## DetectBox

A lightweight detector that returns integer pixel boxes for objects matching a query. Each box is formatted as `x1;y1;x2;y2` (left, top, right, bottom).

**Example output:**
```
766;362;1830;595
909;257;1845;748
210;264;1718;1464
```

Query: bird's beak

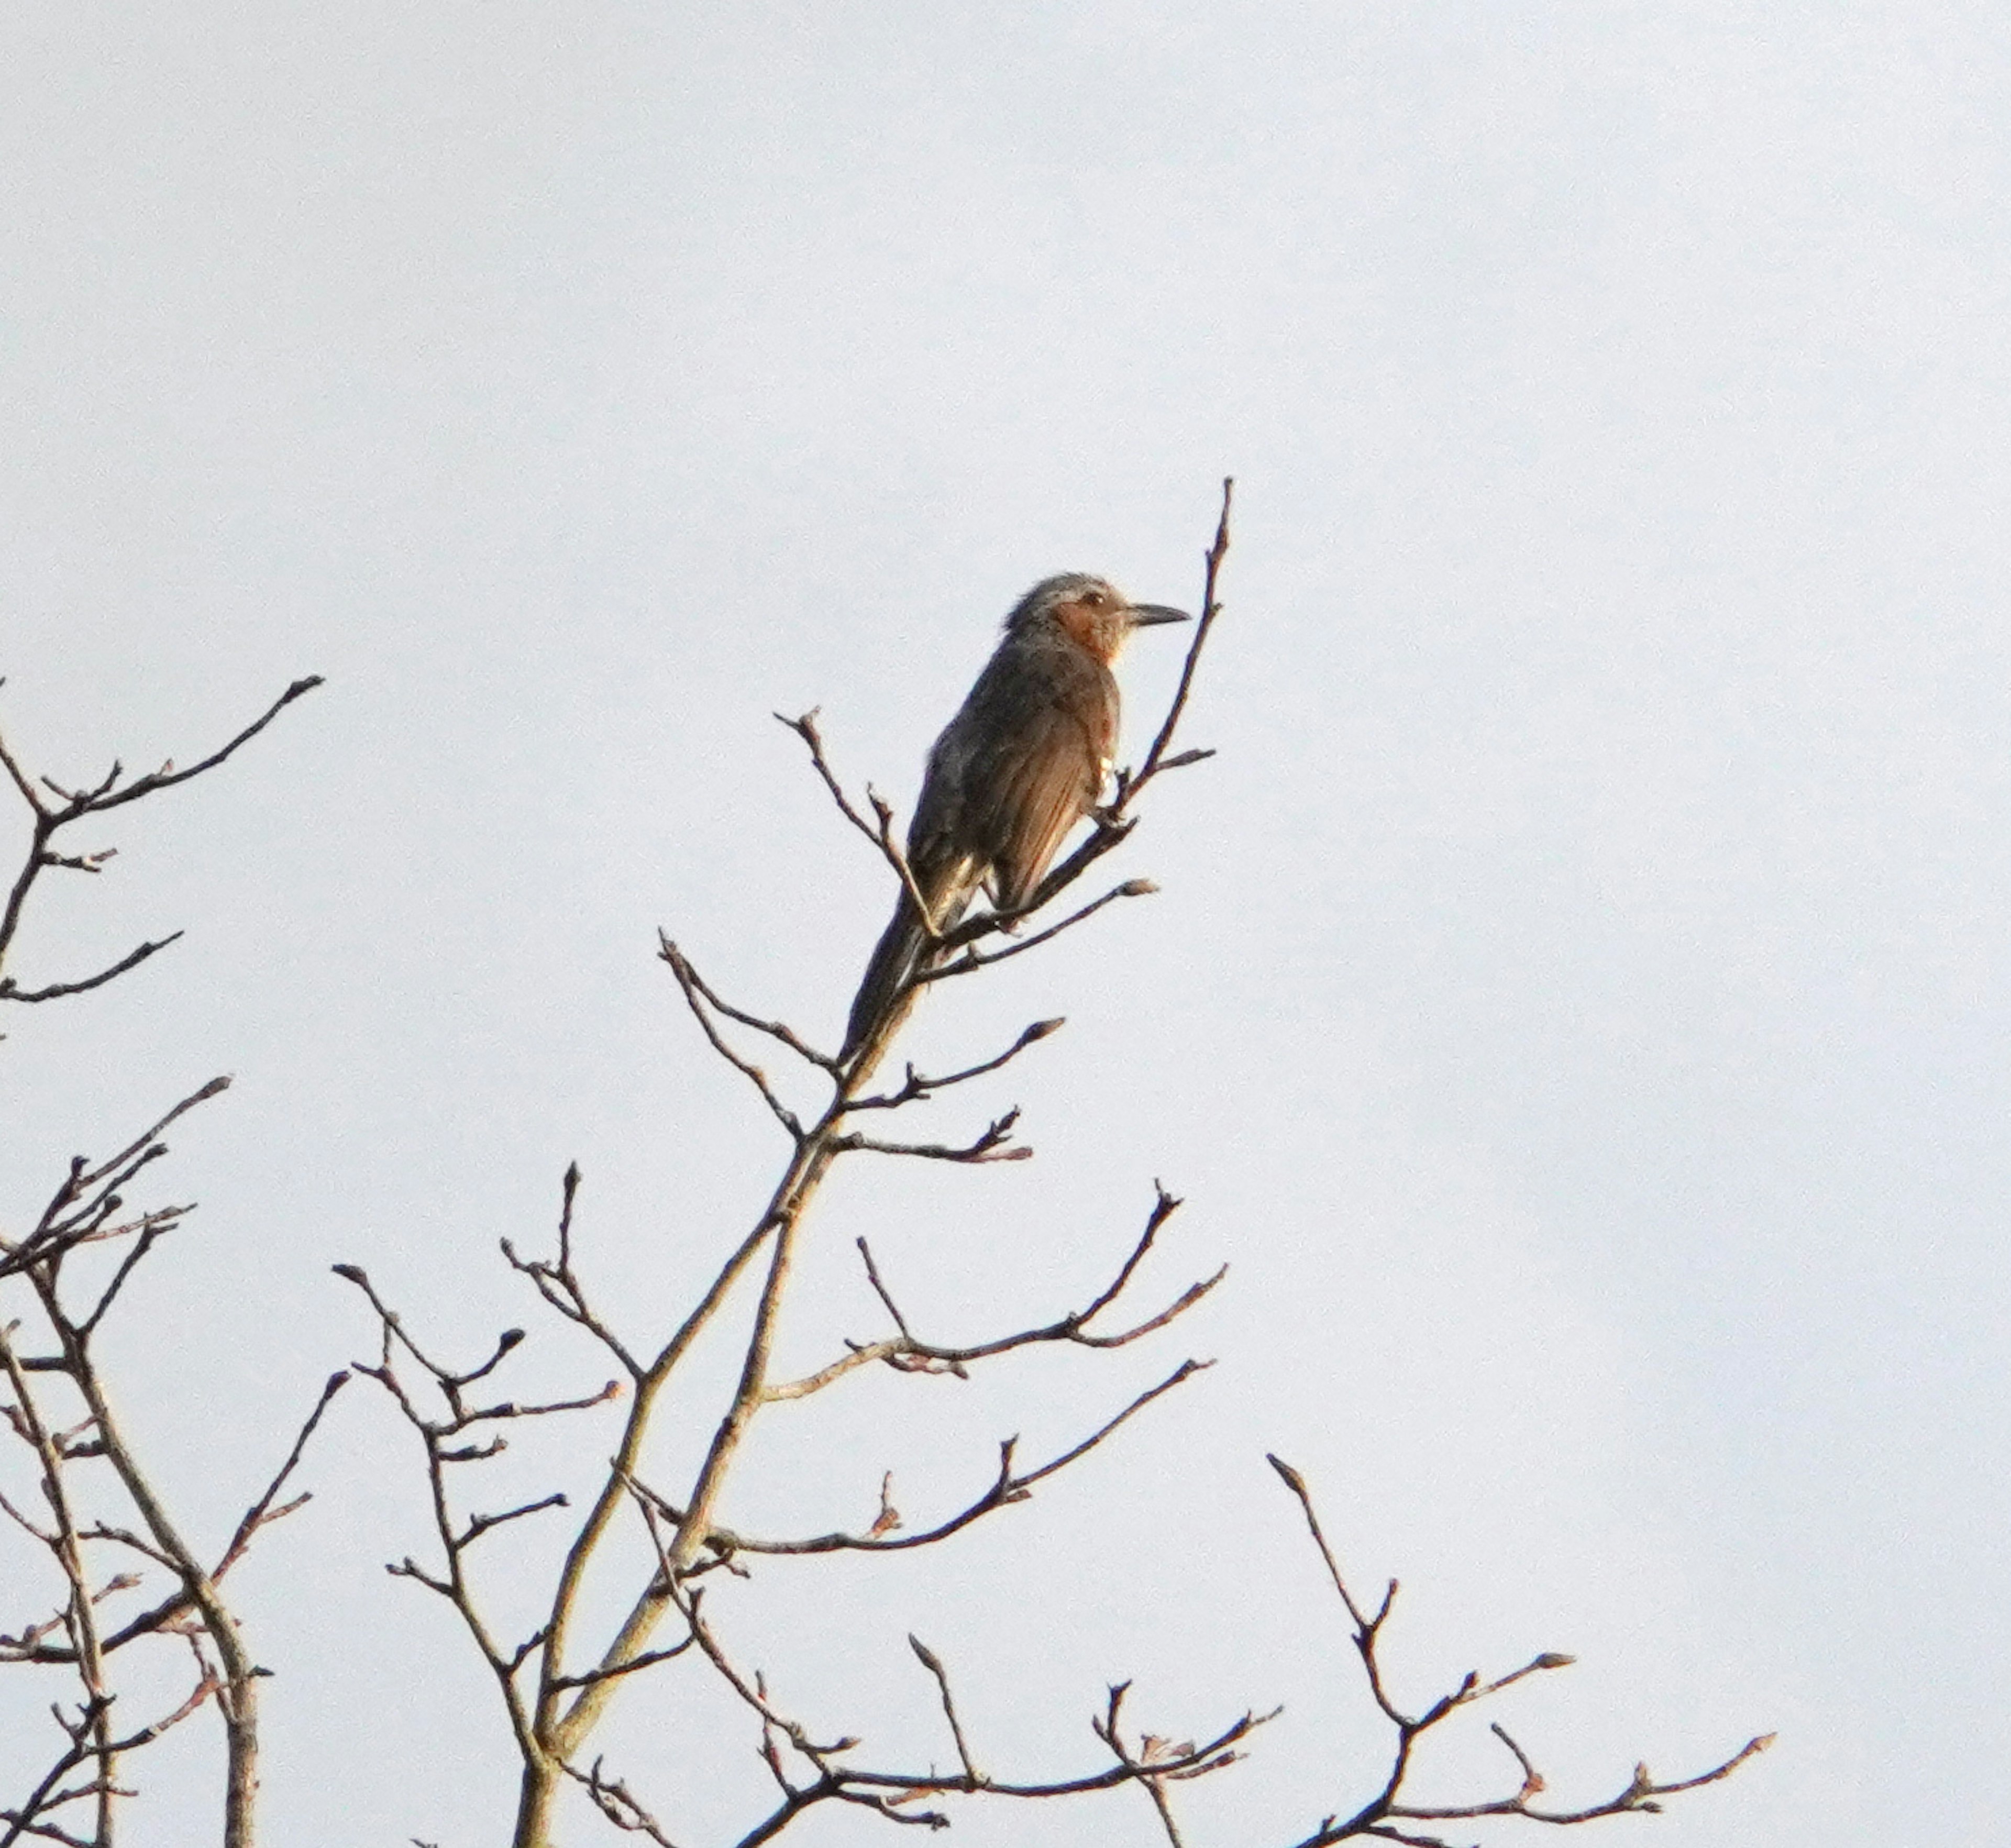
1125;603;1192;627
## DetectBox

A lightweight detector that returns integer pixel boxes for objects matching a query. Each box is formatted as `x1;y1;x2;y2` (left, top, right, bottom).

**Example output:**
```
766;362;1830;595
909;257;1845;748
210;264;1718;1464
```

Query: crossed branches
341;1158;1229;1844
1;676;328;1848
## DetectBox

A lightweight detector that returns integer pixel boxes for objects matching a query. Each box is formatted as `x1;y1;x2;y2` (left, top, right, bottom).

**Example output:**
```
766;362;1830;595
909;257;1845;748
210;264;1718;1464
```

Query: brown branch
765;1187;1217;1403
3;1282;339;1681
856;1240;915;1343
633;1476;1266;1846
838;1699;1270;1803
34;1288;263;1846
553;1164;833;1751
515;1157;825;1836
214;1373;350;1577
55;677;324;819
1267;1455;1770;1846
0;932;184;1004
659;938;807;1137
501;1165;644;1381
1095;1678;1272;1846
4;1079;227;1280
835;1108;1031;1164
563;1758;681;1845
908;1636;984;1784
649;1359;1210;1559
0;1323;115;1843
0;678;321;1007
1123;479;1232;804
922;880;1156;980
0;713;40;809
669;1575;857;1764
654;934;839;1074
846;1017;1065;1110
776;710;939;939
459;1493;572;1549
0;1072;333;1843
339;1266;627;1777
546;1640;695;1693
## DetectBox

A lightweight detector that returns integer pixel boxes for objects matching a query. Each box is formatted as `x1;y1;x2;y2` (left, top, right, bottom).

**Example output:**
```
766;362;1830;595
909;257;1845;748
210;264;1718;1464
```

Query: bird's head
1004;573;1190;665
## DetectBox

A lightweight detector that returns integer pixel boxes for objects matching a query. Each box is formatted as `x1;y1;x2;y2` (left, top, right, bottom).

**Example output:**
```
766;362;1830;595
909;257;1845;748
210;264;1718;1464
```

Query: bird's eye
1082;588;1105;606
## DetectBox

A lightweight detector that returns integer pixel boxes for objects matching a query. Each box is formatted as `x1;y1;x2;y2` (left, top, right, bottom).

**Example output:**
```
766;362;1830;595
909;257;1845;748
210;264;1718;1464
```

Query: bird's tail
841;867;975;1076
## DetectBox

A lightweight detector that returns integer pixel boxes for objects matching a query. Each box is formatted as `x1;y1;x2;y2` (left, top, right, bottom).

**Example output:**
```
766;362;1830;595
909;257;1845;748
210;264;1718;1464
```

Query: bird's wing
968;667;1113;912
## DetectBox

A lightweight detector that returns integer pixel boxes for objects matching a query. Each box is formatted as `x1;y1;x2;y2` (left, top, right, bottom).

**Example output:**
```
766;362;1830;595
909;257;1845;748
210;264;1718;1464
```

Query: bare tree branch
835;1108;1031;1164
1123;479;1232;804
775;711;940;942
920;880;1159;987
0;933;185;1004
908;1636;984;1784
642;1359;1209;1561
846;1017;1064;1111
0;677;321;1005
658;940;805;1139
501;1166;644;1381
653;935;840;1075
1265;1454;1772;1845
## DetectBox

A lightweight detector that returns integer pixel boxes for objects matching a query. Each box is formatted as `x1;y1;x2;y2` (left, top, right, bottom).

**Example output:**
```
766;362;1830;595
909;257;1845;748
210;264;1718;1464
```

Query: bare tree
0;676;335;1848
342;484;1769;1847
0;497;1768;1846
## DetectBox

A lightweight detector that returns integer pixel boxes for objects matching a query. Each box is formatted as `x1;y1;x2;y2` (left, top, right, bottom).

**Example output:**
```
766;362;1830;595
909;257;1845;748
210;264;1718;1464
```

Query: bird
841;572;1190;1070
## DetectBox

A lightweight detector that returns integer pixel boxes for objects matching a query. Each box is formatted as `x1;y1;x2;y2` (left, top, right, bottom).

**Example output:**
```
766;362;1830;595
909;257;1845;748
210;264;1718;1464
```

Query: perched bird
841;572;1189;1068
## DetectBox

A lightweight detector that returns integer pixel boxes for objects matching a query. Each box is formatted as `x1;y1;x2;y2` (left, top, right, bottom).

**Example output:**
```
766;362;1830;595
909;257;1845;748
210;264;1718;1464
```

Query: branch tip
1266;1453;1309;1497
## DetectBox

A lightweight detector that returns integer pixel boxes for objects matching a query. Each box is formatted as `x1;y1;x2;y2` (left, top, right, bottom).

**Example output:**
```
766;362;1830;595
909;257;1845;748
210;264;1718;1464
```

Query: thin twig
659;938;804;1139
655;934;840;1075
855;1240;914;1341
836;1109;1030;1164
1125;479;1232;803
777;711;938;937
0;933;185;1004
925;880;1156;976
645;1359;1210;1558
846;1017;1065;1111
500;1165;643;1381
765;1187;1217;1402
909;1636;985;1784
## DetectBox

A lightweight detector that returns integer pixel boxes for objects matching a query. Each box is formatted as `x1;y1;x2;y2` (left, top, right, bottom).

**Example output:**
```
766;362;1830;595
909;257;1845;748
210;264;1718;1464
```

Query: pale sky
4;4;2007;1844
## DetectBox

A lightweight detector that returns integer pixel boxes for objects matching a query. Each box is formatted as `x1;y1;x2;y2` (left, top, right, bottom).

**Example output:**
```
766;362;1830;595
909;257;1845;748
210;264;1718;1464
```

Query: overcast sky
4;4;2007;1844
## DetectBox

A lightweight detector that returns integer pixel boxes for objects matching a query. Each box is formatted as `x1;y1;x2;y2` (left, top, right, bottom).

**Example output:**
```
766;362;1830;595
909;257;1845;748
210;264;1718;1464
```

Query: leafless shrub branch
834;1108;1031;1163
607;1474;1268;1845
634;1357;1207;1564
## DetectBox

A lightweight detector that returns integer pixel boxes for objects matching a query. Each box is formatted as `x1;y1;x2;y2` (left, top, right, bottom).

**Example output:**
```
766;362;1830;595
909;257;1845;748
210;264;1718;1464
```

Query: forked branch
0;676;322;1003
765;1186;1221;1402
1264;1455;1772;1847
4;1076;337;1848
